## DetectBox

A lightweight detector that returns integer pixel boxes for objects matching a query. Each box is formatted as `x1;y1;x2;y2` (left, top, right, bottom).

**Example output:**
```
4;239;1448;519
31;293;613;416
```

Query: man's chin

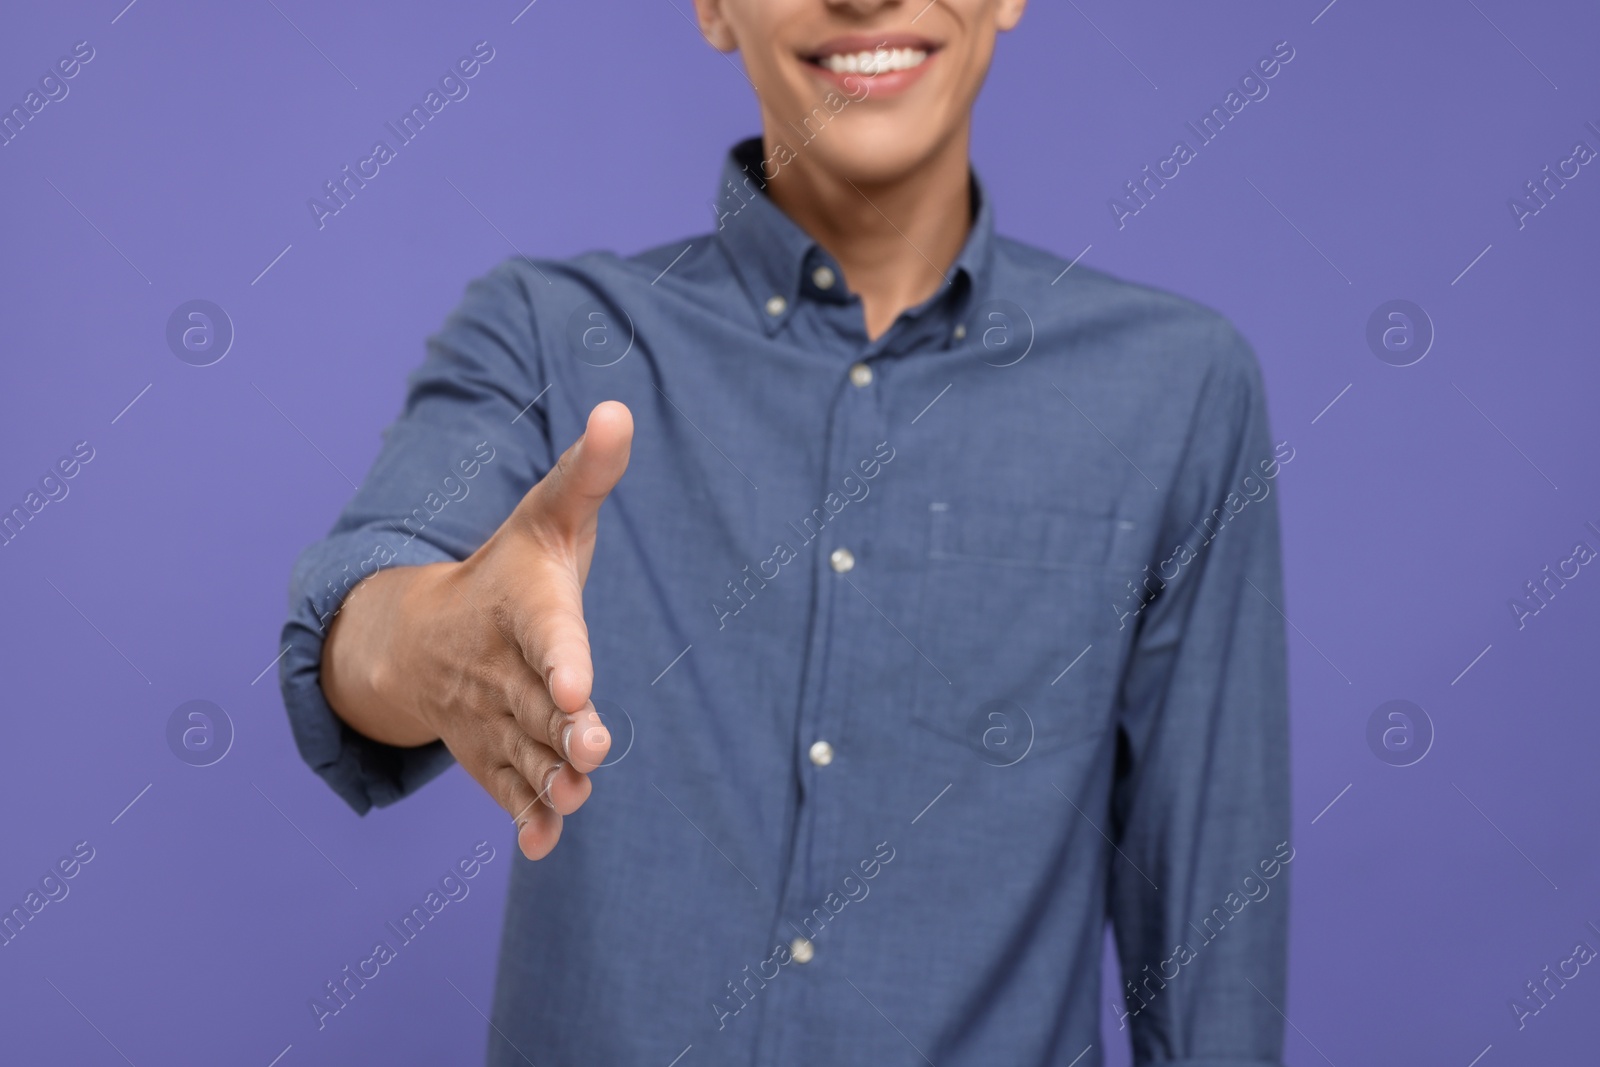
799;129;952;190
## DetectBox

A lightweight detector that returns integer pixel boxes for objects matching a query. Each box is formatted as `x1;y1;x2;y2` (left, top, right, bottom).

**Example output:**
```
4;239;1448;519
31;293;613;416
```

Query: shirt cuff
277;530;460;815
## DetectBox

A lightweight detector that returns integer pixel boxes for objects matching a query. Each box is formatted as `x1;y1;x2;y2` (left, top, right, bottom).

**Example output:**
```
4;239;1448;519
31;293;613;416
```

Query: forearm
321;562;451;748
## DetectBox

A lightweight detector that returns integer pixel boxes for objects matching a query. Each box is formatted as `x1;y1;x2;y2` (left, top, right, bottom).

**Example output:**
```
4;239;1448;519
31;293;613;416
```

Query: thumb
520;401;633;542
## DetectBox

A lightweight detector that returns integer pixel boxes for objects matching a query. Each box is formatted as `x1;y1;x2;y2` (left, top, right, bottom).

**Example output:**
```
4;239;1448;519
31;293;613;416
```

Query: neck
762;129;972;341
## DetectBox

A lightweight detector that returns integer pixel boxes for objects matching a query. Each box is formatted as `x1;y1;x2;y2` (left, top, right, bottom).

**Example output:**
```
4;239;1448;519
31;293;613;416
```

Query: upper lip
802;34;942;62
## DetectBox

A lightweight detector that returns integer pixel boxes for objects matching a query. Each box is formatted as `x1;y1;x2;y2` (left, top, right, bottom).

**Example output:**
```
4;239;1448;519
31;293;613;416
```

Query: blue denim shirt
280;138;1290;1067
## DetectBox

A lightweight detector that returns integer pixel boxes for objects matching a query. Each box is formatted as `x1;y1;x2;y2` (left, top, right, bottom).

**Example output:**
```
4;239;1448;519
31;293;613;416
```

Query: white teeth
819;48;928;75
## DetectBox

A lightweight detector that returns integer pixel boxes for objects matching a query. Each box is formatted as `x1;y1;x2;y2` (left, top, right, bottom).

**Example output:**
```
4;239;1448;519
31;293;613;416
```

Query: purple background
3;1;1597;1064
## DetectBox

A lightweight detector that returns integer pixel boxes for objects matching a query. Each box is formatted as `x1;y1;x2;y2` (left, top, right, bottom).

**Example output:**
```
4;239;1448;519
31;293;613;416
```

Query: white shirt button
809;740;834;767
848;362;873;388
953;323;967;341
812;265;836;290
765;295;787;317
790;937;815;964
829;547;855;574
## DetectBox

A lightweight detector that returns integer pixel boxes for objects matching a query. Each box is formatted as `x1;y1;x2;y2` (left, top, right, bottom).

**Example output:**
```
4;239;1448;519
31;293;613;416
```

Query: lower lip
804;51;939;99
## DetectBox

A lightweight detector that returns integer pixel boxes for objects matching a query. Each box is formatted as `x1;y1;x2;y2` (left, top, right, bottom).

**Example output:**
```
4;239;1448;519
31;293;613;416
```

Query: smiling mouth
802;37;942;78
808;47;932;76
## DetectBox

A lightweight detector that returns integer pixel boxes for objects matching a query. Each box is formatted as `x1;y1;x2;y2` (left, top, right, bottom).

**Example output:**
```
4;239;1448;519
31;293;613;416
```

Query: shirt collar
711;137;994;340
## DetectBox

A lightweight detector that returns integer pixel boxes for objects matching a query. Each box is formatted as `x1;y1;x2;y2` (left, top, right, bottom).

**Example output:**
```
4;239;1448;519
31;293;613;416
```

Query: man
280;0;1292;1063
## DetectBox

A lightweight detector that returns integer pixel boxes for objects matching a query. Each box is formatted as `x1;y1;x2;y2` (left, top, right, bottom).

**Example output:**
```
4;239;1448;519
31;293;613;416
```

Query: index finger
505;561;595;717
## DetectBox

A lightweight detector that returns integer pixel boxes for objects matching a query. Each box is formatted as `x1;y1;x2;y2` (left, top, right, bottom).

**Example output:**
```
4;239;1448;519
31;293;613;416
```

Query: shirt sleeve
277;259;554;815
1108;321;1292;1066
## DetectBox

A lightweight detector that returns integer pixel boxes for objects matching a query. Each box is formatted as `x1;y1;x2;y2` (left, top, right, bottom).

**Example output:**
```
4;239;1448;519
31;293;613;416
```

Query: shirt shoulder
476;248;653;299
991;233;1260;387
478;235;740;307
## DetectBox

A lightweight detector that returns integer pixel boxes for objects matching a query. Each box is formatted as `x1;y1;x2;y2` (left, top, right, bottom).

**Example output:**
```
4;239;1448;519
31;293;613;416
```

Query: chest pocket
911;501;1123;762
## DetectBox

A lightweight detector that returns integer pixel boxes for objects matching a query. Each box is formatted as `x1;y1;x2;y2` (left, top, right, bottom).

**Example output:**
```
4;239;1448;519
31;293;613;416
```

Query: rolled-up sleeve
277;258;552;814
1108;324;1292;1066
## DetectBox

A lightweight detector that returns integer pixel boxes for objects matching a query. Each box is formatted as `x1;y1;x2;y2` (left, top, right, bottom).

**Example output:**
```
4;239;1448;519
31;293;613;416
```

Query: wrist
386;562;459;741
323;564;449;748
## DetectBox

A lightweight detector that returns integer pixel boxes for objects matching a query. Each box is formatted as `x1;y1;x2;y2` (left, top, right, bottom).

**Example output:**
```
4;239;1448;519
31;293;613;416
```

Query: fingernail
542;763;565;807
561;722;574;761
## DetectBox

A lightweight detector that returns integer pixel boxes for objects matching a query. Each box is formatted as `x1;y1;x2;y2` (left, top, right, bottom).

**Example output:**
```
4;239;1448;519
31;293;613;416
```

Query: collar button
765;295;788;318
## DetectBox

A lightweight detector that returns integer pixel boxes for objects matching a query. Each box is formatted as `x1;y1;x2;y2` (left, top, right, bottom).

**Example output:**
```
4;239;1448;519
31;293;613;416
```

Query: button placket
762;323;889;1067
